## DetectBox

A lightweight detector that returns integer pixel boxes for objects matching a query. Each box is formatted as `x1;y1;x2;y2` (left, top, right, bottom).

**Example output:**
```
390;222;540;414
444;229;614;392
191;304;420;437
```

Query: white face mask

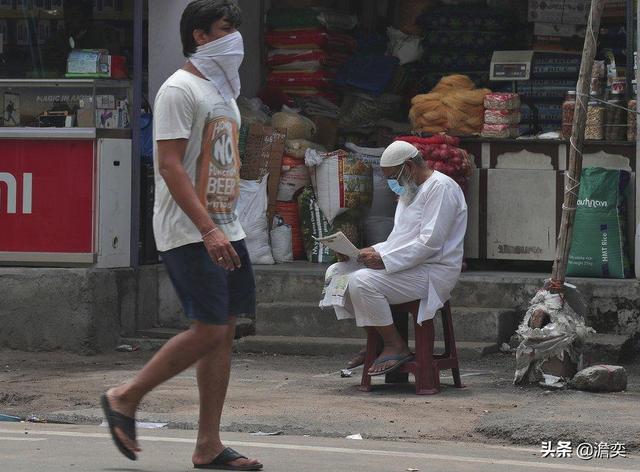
189;30;244;102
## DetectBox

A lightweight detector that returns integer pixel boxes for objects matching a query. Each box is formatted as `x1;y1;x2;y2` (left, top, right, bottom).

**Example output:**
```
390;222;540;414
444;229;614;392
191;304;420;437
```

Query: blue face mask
387;179;405;196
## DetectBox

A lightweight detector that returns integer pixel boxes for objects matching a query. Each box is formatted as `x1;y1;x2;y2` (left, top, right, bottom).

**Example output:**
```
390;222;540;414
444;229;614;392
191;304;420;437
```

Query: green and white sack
567;167;632;279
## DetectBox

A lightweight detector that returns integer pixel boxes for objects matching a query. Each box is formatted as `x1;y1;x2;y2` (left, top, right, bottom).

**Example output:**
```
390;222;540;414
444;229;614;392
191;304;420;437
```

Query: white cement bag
237;177;275;265
270;223;293;263
305;149;373;225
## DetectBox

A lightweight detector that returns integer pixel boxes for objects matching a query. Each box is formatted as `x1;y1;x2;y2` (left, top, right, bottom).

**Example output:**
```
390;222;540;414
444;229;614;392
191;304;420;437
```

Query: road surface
0;423;637;472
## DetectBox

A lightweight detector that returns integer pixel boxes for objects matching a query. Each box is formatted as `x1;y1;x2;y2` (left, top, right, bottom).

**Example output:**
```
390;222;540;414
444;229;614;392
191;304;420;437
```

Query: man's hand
202;228;241;271
357;248;385;270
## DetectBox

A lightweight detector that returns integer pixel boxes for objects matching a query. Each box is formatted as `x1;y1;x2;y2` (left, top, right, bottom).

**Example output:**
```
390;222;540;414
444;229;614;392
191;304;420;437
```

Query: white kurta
324;171;468;326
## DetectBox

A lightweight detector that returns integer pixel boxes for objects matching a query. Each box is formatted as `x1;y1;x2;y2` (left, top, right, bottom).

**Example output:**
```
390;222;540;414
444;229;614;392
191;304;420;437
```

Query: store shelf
0;127;131;139
0;79;131;88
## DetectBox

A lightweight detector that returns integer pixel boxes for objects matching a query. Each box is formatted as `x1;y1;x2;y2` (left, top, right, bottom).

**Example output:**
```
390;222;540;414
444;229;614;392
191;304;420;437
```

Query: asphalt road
0;423;638;472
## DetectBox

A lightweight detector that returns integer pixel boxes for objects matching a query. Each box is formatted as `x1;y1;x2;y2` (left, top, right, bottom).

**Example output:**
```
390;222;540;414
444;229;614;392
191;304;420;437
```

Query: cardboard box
239;124;287;221
528;0;590;25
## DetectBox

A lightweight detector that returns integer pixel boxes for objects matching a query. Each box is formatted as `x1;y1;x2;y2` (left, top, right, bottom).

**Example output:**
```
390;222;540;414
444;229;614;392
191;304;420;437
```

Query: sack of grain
237;177;275;265
284;139;326;159
305;149;373;224
277;155;311;202
567;167;632;279
272;111;317;140
297;186;362;264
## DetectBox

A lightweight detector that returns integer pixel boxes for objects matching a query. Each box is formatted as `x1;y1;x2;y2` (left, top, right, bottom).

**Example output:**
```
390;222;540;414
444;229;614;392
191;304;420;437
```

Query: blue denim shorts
161;240;256;325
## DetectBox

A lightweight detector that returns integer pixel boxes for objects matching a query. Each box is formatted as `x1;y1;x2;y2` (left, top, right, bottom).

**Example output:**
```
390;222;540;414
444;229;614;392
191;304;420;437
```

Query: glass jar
604;90;626;141
628;97;637;142
561;91;576;139
585;100;604;140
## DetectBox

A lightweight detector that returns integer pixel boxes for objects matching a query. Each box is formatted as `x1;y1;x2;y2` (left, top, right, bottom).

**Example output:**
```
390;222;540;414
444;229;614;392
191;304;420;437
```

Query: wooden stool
359;301;463;395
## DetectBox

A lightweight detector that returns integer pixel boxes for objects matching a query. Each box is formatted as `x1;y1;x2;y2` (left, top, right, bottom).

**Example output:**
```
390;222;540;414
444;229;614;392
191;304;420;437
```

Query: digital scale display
493;63;529;79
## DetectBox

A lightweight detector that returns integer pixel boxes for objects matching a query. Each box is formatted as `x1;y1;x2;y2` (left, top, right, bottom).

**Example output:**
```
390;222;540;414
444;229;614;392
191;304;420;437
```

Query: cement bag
305;149;373;224
237;177;275;265
298;186;362;263
567;168;632;279
270;216;293;263
277;156;310;202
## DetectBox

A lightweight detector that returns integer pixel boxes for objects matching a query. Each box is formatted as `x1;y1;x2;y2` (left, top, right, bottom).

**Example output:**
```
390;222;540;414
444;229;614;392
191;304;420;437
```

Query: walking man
101;1;262;470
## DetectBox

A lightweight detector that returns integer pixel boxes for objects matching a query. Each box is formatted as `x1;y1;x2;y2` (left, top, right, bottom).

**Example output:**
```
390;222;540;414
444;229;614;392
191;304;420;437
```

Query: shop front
141;0;636;280
0;0;146;268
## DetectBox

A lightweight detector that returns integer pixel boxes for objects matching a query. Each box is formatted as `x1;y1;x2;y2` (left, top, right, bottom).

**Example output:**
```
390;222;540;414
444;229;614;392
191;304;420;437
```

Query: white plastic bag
270;217;293;263
237;177;275;265
387;27;423;66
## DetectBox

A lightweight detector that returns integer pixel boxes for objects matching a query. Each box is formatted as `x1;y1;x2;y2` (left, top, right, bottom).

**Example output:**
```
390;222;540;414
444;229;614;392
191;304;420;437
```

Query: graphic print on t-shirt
195;113;240;226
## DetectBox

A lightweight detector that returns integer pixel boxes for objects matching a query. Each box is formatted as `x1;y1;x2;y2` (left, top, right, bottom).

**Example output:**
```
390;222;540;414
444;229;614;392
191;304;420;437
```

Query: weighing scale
490;50;540;135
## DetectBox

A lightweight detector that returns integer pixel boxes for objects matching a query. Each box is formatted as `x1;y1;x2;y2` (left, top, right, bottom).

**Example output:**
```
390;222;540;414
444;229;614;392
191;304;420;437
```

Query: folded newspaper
313;231;360;259
316;232;361;309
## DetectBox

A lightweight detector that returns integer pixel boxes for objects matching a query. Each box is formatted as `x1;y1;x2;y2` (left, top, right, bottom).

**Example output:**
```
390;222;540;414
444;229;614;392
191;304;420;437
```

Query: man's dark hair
180;0;242;57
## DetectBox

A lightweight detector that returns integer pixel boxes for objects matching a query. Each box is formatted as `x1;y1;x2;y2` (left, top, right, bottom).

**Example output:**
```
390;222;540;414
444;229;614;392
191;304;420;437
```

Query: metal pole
130;0;143;267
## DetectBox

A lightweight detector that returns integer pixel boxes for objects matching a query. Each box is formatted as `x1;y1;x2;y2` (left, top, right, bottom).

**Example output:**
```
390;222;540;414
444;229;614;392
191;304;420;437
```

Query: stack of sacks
409;74;491;136
277;139;325;202
264;7;357;104
271;110;326;260
481;93;521;139
396;135;474;191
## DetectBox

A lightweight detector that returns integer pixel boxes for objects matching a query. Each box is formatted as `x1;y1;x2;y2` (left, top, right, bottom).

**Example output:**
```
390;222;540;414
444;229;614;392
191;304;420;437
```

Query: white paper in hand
313;231;360;259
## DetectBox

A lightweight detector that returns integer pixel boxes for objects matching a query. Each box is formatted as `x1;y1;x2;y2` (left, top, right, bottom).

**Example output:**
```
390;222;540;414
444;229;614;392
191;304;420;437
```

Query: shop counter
458;138;637;263
0;128;132;267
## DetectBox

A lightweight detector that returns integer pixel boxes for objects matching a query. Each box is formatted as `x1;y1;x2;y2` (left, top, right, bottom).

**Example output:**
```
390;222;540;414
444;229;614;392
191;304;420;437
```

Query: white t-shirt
152;69;246;252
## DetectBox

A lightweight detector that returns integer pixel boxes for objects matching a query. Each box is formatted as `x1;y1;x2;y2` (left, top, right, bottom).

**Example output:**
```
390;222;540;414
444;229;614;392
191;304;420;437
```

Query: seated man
327;141;468;376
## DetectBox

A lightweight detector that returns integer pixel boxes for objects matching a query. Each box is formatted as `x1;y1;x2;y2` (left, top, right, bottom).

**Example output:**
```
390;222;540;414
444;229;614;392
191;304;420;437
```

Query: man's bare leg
192;317;260;468
346;327;379;368
105;321;230;455
368;324;412;375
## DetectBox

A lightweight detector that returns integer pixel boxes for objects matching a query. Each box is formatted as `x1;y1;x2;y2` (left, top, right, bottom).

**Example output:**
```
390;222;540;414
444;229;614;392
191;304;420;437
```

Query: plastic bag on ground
514;286;595;385
237;177;275;265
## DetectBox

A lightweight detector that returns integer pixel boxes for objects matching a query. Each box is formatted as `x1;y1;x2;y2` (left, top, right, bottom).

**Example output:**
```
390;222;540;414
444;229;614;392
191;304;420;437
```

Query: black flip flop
100;393;137;461
368;353;414;377
194;447;263;471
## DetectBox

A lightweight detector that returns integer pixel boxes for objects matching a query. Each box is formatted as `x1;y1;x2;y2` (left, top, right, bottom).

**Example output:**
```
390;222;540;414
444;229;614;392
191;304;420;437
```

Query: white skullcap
380;141;419;168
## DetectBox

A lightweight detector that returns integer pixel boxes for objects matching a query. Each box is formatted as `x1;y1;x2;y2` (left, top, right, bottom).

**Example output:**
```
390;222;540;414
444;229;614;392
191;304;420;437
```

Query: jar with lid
629;95;637;142
586;99;604;140
562;91;576;139
604;88;626;141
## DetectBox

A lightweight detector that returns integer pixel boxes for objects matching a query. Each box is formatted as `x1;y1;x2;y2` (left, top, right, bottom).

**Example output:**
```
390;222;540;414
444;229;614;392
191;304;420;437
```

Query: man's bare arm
157;139;241;270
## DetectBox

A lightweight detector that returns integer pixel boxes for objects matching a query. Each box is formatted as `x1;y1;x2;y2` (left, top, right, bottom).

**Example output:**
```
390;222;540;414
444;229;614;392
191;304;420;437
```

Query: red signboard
0;140;94;253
